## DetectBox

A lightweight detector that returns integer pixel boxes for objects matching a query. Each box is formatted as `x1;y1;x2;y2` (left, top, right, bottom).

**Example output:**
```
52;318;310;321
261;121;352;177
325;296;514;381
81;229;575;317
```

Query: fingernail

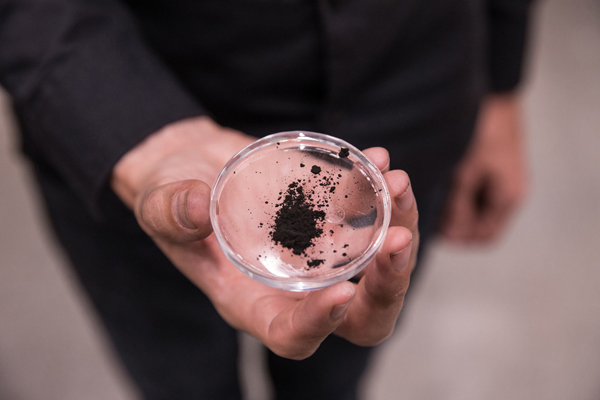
330;300;352;319
391;241;412;272
395;183;414;211
174;190;197;229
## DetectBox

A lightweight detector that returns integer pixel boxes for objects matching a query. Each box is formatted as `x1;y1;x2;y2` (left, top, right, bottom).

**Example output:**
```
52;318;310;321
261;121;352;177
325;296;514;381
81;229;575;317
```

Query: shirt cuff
19;30;204;216
487;2;533;93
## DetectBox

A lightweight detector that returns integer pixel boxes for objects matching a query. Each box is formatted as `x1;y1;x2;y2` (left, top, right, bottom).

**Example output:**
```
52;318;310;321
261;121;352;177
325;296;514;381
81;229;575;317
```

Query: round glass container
210;131;391;291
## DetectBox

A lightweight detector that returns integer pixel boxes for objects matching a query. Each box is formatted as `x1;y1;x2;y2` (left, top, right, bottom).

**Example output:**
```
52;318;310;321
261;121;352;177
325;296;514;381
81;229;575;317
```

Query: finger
335;226;412;346
441;186;475;242
384;170;418;233
135;179;213;242
362;147;390;173
384;170;419;267
474;212;507;242
440;169;480;243
472;181;514;242
266;282;355;360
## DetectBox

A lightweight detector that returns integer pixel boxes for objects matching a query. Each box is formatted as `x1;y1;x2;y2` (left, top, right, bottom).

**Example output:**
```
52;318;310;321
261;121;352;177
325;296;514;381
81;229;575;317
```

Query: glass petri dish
210;131;391;291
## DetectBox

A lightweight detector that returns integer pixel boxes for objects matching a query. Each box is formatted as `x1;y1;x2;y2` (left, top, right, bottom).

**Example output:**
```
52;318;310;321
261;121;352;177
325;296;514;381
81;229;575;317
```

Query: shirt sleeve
487;0;536;92
0;0;206;214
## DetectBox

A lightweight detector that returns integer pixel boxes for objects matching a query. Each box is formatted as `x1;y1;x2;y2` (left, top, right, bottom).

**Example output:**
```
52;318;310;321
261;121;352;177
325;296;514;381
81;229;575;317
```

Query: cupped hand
111;117;419;359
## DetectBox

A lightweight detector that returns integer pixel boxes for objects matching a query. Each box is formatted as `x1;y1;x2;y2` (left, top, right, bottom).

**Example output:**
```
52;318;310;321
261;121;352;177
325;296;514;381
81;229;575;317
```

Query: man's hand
111;117;419;359
440;94;528;244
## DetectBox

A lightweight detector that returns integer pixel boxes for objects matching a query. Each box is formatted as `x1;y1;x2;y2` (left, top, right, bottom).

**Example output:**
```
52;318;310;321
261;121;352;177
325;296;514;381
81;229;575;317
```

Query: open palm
111;117;419;359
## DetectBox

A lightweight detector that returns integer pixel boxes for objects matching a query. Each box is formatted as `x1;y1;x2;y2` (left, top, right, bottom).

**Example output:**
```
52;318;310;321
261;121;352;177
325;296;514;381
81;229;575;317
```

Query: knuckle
406;214;419;232
137;191;161;232
136;188;181;240
383;287;408;306
143;192;168;229
352;328;393;347
368;282;407;309
396;169;410;182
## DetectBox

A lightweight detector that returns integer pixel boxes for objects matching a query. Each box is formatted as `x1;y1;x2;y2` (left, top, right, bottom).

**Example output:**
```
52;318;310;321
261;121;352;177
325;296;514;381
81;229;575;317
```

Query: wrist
474;93;523;145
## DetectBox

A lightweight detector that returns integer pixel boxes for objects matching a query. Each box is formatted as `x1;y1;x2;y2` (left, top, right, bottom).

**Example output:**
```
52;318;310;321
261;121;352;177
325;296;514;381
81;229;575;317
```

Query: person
0;0;532;398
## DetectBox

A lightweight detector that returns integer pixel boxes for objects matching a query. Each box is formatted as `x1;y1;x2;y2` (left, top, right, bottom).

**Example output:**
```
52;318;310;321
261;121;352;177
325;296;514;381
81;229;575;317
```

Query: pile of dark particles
269;180;325;257
266;150;352;268
254;147;354;269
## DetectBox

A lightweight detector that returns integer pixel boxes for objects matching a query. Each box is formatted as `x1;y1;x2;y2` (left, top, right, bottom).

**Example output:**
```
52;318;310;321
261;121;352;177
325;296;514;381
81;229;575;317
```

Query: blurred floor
1;0;599;399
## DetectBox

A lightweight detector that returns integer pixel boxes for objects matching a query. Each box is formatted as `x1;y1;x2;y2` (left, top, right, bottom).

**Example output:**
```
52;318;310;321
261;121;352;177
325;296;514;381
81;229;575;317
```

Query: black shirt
0;0;533;213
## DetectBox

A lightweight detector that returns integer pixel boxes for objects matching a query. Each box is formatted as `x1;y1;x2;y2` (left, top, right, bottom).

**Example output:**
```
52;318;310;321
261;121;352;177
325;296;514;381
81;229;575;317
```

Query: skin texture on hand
111;117;420;359
440;94;528;244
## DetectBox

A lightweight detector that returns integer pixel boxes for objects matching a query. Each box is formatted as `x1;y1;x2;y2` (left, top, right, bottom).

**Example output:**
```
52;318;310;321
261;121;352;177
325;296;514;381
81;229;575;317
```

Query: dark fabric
487;0;534;92
34;159;446;400
0;0;534;398
36;165;243;400
0;0;205;215
0;0;533;213
268;334;373;400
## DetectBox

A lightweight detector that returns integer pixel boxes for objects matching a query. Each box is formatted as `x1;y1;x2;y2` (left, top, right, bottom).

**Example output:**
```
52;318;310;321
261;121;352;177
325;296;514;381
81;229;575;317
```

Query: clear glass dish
210;131;391;291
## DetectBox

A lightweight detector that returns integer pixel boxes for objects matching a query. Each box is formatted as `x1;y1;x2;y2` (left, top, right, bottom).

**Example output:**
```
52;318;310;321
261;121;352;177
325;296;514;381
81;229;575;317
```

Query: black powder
270;182;326;256
259;154;357;269
307;259;325;268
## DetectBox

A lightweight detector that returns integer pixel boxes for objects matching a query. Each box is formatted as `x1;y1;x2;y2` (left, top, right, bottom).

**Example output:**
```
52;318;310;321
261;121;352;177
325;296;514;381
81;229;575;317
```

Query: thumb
135;179;213;242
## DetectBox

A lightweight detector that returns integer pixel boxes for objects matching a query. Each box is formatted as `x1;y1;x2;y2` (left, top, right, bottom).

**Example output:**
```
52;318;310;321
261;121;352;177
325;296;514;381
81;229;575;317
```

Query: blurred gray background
1;0;599;399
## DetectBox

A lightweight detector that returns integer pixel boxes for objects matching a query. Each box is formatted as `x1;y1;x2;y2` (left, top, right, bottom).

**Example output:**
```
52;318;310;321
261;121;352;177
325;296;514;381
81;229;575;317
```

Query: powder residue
270;182;326;256
307;259;325;268
259;154;358;271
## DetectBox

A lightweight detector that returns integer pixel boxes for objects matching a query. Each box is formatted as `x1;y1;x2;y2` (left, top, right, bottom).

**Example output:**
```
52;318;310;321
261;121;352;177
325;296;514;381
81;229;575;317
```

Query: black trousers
34;163;448;400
